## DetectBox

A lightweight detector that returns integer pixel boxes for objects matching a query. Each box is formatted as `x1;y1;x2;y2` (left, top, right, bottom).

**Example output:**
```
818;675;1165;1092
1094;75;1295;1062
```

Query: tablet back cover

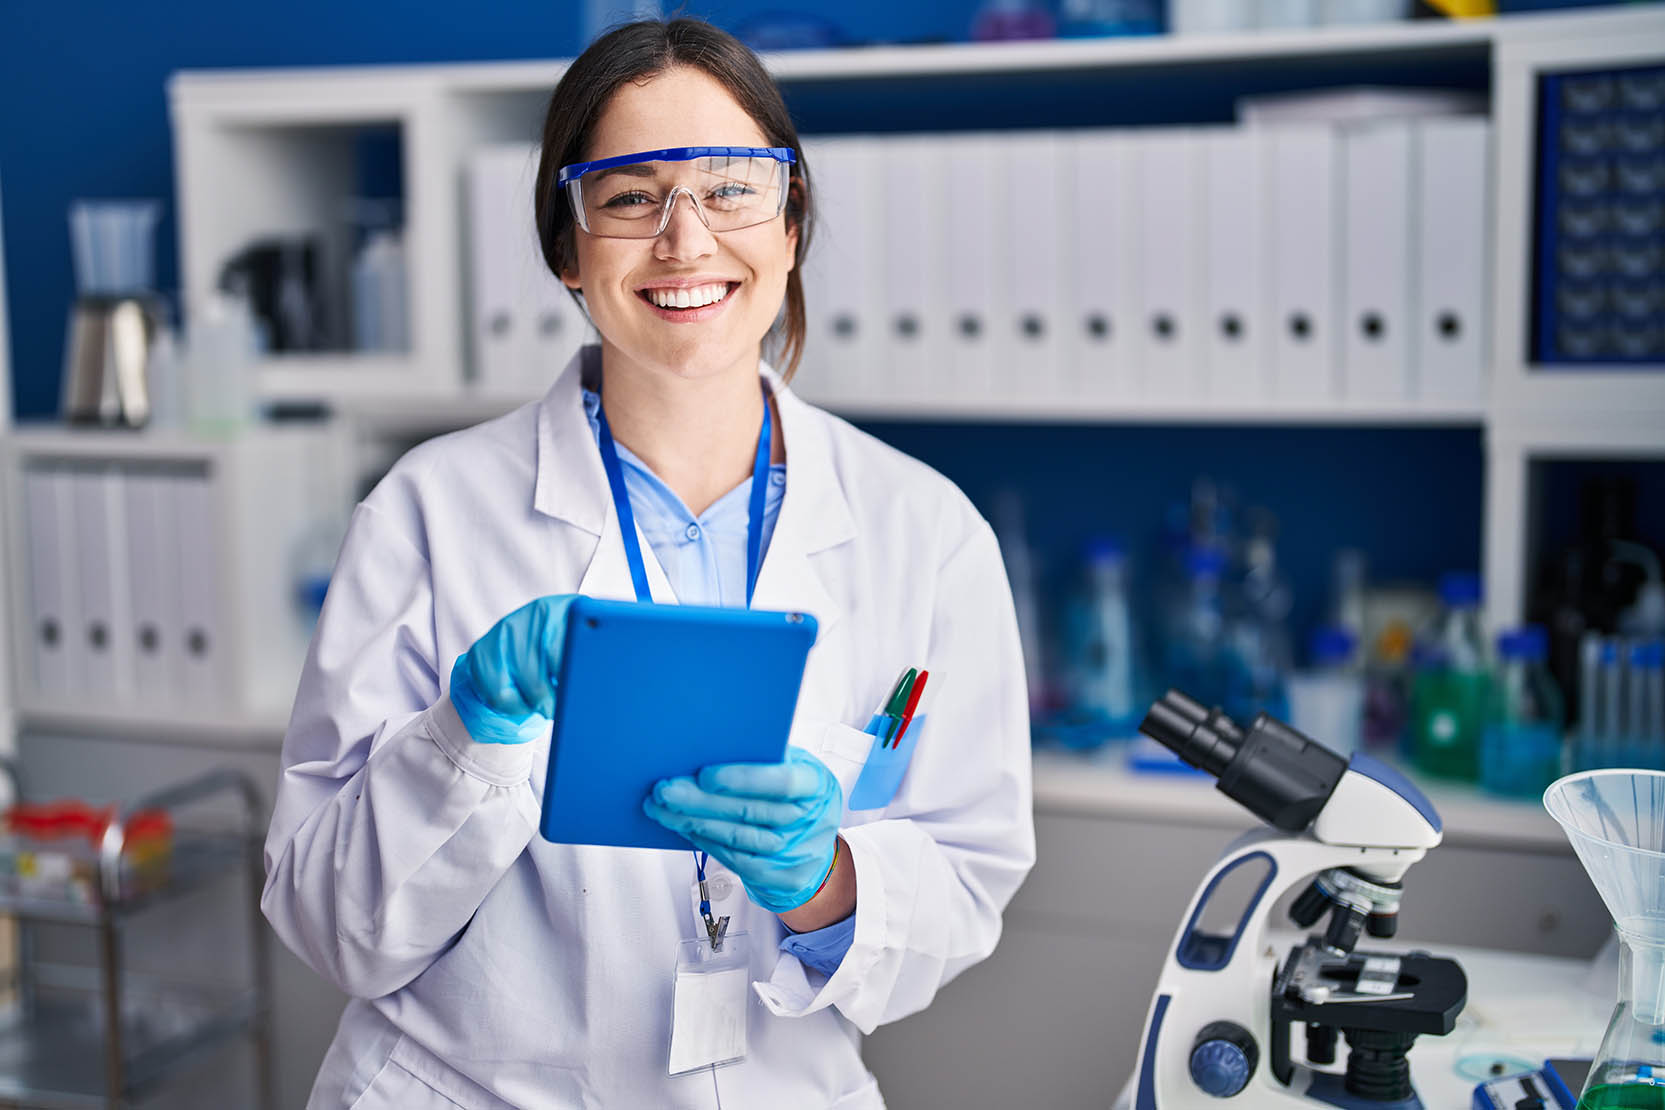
539;597;818;851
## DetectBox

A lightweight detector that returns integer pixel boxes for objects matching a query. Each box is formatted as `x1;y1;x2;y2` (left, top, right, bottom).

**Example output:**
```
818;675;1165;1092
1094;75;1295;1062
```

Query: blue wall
1;1;1488;667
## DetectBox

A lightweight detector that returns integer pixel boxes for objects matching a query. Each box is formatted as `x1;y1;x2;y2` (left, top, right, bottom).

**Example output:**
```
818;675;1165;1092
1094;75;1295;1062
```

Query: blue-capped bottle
1410;571;1491;781
1481;626;1565;797
1162;545;1229;712
1062;537;1144;745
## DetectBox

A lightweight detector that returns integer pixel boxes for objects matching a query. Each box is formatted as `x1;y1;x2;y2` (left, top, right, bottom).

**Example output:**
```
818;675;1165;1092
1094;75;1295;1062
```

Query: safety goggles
557;146;796;239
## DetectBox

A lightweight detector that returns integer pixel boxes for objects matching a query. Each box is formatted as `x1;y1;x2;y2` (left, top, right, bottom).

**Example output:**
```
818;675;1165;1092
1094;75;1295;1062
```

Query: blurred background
0;0;1662;1107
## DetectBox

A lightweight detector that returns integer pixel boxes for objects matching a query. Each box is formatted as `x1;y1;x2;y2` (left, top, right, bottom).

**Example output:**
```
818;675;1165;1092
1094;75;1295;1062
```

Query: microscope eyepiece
1138;690;1349;832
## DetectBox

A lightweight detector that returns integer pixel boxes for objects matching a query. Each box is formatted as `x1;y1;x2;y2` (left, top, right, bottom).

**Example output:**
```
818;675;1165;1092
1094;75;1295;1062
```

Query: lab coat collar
534;347;855;631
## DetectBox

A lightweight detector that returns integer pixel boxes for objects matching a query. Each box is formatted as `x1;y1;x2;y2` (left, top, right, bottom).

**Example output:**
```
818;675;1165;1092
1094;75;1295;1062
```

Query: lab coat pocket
347;1053;468;1110
848;713;926;811
806;721;874;811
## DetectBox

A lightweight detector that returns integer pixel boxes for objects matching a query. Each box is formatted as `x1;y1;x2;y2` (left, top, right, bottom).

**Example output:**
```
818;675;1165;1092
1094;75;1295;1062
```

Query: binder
1067;130;1138;402
1002;131;1066;402
1413;117;1490;405
880;135;947;403
1135;129;1204;402
21;464;77;696
173;468;225;708
1267;125;1343;403
1341;120;1415;403
69;463;133;700
468;145;581;394
124;467;183;706
1201;128;1270;404
942;133;1003;402
799;136;882;404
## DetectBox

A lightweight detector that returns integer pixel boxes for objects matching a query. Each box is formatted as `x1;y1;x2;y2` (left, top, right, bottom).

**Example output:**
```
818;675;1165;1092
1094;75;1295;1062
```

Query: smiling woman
261;17;1034;1110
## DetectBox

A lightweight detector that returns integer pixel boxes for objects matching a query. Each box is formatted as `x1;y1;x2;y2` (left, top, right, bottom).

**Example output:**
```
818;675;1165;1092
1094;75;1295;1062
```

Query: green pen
883;668;917;746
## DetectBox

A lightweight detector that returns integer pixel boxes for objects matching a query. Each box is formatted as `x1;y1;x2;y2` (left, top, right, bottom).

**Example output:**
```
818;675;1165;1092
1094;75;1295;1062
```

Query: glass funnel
1546;770;1665;1110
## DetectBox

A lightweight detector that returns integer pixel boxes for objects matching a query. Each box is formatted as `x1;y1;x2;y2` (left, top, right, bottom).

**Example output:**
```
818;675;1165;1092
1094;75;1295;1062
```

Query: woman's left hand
644;747;841;914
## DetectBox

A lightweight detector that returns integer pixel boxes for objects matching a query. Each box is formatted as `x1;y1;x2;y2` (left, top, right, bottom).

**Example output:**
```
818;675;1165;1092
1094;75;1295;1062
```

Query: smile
639;282;735;311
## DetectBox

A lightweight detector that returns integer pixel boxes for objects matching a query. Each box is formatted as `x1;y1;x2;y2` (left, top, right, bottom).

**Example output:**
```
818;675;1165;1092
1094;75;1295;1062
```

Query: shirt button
770;472;785;487
684;523;701;541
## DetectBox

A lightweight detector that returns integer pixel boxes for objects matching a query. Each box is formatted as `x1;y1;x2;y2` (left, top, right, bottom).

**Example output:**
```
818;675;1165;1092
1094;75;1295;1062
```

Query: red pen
890;670;929;748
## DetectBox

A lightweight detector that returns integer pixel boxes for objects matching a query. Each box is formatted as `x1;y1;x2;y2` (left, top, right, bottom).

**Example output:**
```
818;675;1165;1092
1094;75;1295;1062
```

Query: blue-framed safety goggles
557;146;797;239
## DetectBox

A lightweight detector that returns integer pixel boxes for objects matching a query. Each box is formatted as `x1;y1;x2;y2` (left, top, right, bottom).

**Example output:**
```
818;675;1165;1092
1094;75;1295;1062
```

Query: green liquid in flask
1578;1083;1665;1110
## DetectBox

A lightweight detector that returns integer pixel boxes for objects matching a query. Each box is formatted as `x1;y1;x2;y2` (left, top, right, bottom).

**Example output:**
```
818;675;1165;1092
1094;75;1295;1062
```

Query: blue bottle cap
1497;625;1548;661
1438;571;1482;607
1083;535;1126;564
1631;639;1665;669
1186;545;1227;578
1310;626;1356;665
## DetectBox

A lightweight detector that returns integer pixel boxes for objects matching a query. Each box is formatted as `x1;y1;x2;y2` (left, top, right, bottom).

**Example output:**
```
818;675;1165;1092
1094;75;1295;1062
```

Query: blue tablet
539;596;819;851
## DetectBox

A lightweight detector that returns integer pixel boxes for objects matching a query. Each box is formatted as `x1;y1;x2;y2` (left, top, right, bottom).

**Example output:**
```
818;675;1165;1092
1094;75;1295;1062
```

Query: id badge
668;932;752;1076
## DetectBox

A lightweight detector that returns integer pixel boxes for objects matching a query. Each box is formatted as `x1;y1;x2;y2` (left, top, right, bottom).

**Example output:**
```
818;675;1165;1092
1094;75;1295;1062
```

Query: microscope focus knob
1189;1021;1258;1098
1289;880;1330;928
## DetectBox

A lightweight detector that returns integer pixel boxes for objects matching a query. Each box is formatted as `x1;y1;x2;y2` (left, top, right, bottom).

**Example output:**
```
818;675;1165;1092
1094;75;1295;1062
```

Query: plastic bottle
1327;549;1369;672
1481;626;1566;798
1410;571;1491;781
1164;545;1229;711
992;489;1047;720
1064;537;1143;741
1628;640;1665;767
1222;512;1292;723
1287;626;1365;756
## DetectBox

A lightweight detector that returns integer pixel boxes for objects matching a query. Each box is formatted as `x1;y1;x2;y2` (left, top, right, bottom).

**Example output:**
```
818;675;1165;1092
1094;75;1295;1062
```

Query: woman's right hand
448;595;579;744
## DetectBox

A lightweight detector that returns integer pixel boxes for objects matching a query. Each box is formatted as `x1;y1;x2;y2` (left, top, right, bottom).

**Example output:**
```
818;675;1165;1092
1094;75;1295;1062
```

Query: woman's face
562;66;798;385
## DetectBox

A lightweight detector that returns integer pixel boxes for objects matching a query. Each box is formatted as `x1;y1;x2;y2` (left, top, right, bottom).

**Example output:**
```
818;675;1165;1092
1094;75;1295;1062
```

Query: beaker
1545;770;1665;1109
69;200;161;295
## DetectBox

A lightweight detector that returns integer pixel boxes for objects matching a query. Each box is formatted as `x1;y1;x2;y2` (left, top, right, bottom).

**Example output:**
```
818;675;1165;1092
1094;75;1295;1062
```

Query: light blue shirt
583;388;853;973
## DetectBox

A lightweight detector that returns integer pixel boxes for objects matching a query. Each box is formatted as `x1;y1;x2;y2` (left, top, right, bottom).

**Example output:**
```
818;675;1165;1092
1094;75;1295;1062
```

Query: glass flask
1545;770;1665;1110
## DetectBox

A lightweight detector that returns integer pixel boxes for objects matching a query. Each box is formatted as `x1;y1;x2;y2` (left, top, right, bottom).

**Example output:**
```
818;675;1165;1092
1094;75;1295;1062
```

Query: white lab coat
264;349;1035;1109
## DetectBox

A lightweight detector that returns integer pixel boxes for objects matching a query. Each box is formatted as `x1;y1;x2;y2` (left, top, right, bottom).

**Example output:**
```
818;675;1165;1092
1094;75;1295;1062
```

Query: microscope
1127;690;1467;1109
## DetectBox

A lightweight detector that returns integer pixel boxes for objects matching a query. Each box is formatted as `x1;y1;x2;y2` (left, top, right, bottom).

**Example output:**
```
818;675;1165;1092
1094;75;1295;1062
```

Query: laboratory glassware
1545;770;1665;1110
1410;572;1491;781
1481;626;1566;798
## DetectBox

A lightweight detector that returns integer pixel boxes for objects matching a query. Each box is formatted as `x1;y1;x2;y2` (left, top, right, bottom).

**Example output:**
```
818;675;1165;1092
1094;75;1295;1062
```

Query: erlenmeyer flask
1545;770;1665;1109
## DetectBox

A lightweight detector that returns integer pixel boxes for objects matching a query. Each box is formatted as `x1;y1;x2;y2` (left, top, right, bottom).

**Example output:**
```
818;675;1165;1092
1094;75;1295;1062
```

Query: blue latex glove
643;747;842;913
448;595;578;744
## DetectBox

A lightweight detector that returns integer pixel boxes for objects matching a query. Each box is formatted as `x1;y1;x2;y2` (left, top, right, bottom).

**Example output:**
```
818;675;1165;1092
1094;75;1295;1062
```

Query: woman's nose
654;190;717;259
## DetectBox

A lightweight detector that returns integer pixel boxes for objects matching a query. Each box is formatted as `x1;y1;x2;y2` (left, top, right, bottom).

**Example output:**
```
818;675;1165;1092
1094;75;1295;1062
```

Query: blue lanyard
592;381;773;947
593;382;772;609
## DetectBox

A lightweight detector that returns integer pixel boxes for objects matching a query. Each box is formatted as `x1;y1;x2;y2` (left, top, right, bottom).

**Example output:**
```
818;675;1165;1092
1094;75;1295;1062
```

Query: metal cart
0;768;273;1109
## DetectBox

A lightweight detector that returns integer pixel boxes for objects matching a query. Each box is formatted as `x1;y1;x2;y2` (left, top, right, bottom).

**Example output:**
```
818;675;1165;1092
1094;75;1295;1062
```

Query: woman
264;19;1033;1109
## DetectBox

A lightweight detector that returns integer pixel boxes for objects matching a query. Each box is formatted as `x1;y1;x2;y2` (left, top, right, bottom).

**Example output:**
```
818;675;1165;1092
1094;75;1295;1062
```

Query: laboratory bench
862;744;1608;1110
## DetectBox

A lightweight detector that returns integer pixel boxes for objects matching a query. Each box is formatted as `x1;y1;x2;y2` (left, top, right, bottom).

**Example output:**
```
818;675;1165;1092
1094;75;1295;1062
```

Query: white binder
1341;120;1415;403
1202;128;1270;405
1067;130;1138;403
1267;125;1343;404
1135;129;1204;403
124;468;184;706
942;133;1004;402
799;136;882;405
1413;117;1490;405
880;135;947;403
21;465;77;696
467;145;584;394
173;469;226;708
70;463;133;700
1002;131;1066;402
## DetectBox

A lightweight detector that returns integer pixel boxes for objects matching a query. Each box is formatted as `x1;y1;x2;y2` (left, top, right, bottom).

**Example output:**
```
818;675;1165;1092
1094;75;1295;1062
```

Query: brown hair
534;19;813;380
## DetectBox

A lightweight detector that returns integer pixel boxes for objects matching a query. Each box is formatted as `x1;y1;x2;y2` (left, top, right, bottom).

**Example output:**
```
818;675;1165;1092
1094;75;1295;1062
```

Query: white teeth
647;283;730;309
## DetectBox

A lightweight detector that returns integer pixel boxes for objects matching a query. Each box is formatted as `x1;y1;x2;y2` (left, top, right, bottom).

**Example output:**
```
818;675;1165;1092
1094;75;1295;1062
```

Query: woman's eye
601;190;656;210
709;182;757;203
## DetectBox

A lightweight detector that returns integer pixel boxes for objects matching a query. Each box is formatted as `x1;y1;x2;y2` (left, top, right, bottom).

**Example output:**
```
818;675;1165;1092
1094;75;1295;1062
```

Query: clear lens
573;156;789;238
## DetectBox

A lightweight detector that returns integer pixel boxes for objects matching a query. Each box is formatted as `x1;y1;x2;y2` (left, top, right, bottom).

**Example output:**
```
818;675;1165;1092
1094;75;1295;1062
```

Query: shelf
823;394;1487;425
0;833;251;926
0;964;260;1108
16;701;289;750
1031;746;1573;852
